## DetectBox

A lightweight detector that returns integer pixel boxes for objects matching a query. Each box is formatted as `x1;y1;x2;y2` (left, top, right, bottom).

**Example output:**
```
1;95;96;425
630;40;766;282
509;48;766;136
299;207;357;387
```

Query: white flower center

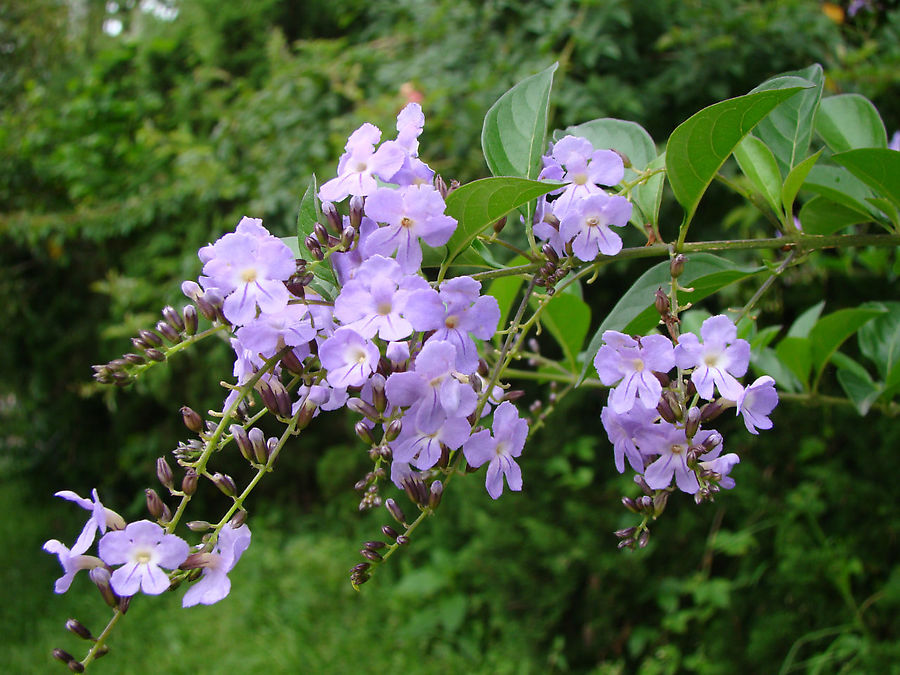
572;173;588;185
241;267;258;283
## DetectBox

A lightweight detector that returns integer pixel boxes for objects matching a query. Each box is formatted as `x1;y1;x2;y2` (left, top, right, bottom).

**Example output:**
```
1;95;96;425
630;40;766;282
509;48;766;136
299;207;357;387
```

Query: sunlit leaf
831;148;900;212
815;94;887;153
733;135;782;215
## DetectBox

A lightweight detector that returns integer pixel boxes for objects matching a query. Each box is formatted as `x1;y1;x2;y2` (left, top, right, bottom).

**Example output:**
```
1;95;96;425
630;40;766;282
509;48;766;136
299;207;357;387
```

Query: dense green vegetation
3;1;899;672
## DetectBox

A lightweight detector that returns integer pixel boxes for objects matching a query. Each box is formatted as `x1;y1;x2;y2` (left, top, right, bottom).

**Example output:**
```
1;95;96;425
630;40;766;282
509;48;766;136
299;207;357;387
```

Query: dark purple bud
65;619;93;641
478;359;490;377
321;201;342;233
355;421;375;445
187;520;211;532
340;225;356;251
123;352;146;365
385;498;407;526
637;529;650;548
364;540;386;550
181;469;198;496
145;488;165;520
614;527;637;539
503;390;525;402
617;538;634;550
138;329;163;347
180;406;204;433
621;496;639;513
162;305;185;333
701;431;724;452
354;478;368;491
295;402;316;431
371;378;387;413
346;398;380;422
611;148;632;168
265;437;278;466
381;525;399;540
428;480;443;509
384;419;402;442
314;222;330;247
700;400;727;422
351;562;371;574
145;348;167;362
231;424;253;462
89;567;118;608
256;380;279;416
378;444;392;461
280;348;306;375
131;337;151;352
656;395;677;424
118;594;132;614
349;196;365;229
653;490;670;516
402;476;428;506
230;509;247;527
183;305;198;336
684;407;701;439
434;175;448;198
670;254;686;278
195;294;217;321
395;535;410;546
639;495;653;512
634;474;651;495
52;649;76;667
304;235;324;261
156;457;174;489
360;548;383;562
542;242;559;264
493;215;507;234
655;288;670;317
155;320;181;344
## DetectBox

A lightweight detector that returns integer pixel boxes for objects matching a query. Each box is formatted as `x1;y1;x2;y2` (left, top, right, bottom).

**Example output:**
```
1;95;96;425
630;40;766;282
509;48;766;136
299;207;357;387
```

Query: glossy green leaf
775;336;812;389
787;301;824;338
531;289;591;373
815;94;887;153
666;86;804;231
858;301;900;380
482;63;558;180
831;148;900;212
577;253;762;384
752;347;803;393
836;367;882;416
866;197;900;229
809;307;886;386
781;148;822;219
802;165;876;217
296;175;320;241
733;135;782;215
750;324;782;351
750;65;823;174
633;152;667;230
440;177;560;271
798;197;871;235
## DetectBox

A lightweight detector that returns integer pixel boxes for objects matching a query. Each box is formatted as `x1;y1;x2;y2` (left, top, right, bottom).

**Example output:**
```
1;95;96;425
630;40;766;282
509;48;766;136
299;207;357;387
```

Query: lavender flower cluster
594;312;779;545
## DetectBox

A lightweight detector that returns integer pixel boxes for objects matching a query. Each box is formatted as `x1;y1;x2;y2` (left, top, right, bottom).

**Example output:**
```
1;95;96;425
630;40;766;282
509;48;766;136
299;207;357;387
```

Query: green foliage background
2;0;898;672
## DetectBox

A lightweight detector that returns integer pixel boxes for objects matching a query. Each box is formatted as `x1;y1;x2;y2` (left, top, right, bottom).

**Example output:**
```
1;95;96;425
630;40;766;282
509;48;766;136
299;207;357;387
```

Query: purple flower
889;130;900;152
638;422;701;494
674;315;750;401
391;413;471;471
333;255;430;340
182;523;251;608
331;216;378;286
98;520;190;596
319;327;380;389
736;376;778;434
318;123;406;202
200;217;296;326
601;405;659;473
42;539;104;593
539;135;625;219
363;185;457;273
235;303;317;359
463;401;528;499
405;276;500;373
700;453;741;489
594;331;674;413
388;103;435;186
559;192;632;261
53;488;126;554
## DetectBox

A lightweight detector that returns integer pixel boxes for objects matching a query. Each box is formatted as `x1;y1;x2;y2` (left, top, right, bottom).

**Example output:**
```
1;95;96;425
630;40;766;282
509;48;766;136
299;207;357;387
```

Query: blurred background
2;0;899;672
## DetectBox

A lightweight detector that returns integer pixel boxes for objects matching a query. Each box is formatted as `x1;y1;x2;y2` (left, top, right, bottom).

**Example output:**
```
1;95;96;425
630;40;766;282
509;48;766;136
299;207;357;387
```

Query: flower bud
364;540;386;550
428;480;443;509
230;424;253;462
354;421;375;445
637;529;650;548
187;520;211;532
145;488;165;520
614;527;637;539
304;235;324;261
349;196;365;229
434;175;448;198
493;215;507;234
381;525;399;540
621;496;640;513
138;328;163;347
123;352;146;365
156;457;174;490
699;399;727;422
652;490;670;516
634;474;651;495
384;419;402;443
655;288;670;317
701;431;724;452
385;498;407;526
670;254;686;278
360;548;383;562
180;406;204;433
351;562;371;574
371;378;387;413
212;472;237;497
541;242;559;264
156;320;182;344
684;407;701;439
230;509;248;527
145;348;167;362
346;397;380;422
162;305;185;333
89;567;118;608
264;437;278;466
314;222;330;247
280;348;306;375
611;148;631;168
65;619;94;641
396;535;410;546
638;495;653;512
340;225;356;251
181;469;198;496
401;476;428;506
195;294;217;321
183;305;198;336
656;395;677;424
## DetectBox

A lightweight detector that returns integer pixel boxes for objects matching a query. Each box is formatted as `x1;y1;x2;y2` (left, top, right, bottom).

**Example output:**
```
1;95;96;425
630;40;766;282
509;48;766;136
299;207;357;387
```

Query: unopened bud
355;421;375;445
670;254;686;278
212;472;237;497
156;320;181;344
360;548;383;562
181;469;198;496
156;457;174;489
541;242;559;264
381;525;399;540
65;619;94;641
384;419;402;443
52;649;78;668
123;352;146;365
611;148;631;168
162;305;185;333
183;305;198;336
346;398;380;421
700;400;727;422
637;529;650;548
428;480;443;509
684;406;701;439
614;527;637;539
701;431;723;452
493;215;507;234
364;540;386;550
385;498;407;526
434;174;448;198
304;235;324;261
655;288;670;316
621;496;640;513
195;294;217;321
138;329;163;347
639;495;653;512
145;488;165;519
371;378;387;413
89;567;118;608
180;406;203;433
656;395;677;424
281;348;306;375
248;427;268;464
653;490;670;516
230;509;247;527
349;195;364;229
230;424;253;462
145;348;166;362
396;535;410;545
187;520;211;532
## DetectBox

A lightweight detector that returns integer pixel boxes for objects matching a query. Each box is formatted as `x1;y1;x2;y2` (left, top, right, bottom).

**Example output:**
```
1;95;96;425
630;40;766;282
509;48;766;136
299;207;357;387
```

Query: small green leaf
787;301;824;338
577;253;762;384
831;148;900;212
531;289;591;373
775;336;812;389
815;94;887;153
802;165;877;217
781;148;823;219
633;153;666;230
733;135;782;215
440;177;560;272
482;63;558;180
296;175;320;241
666;86;804;233
799;197;871;235
857;301;900;380
752;347;803;393
836;368;882;416
866;197;900;230
808;307;887;386
750;65;824;174
751;324;782;351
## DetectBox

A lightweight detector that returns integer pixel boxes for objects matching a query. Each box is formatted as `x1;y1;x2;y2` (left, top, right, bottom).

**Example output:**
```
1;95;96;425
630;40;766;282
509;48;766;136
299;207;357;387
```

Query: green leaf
787;301;824;338
750;65;824;174
831;149;900;213
781;148;822;219
482;63;558;181
809;307;887;386
296;175;320;241
440;177;560;272
750;324;782;351
281;236;338;301
531;289;591;373
733;135;782;215
802;165;877;217
666;86;804;232
577;253;763;384
815;94;887;153
836;368;882;416
775;336;812;389
752;347;803;393
633;152;667;230
558;118;659;227
857;301;900;380
799;197;871;235
866;197;900;230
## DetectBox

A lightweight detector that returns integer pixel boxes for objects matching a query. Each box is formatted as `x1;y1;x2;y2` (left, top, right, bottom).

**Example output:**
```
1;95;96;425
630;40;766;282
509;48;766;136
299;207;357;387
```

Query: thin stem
80;608;124;666
735;250;797;324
